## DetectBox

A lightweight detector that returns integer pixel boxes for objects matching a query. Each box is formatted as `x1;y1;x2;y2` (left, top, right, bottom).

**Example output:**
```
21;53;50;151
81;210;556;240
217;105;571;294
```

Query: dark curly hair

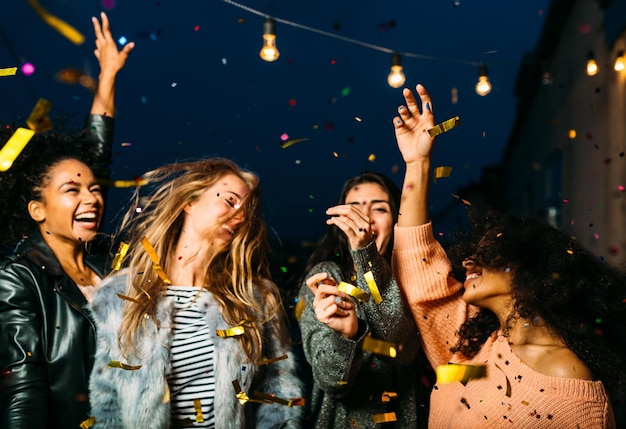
448;208;626;399
303;171;401;280
0;123;102;248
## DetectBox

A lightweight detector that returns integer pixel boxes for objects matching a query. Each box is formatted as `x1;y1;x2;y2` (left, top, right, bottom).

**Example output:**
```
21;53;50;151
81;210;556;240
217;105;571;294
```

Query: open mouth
74;212;98;225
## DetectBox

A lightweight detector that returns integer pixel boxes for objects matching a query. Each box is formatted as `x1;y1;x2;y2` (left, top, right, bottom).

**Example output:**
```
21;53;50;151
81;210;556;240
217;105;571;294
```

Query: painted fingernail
398;106;405;111
425;102;431;111
396;120;402;125
334;296;342;304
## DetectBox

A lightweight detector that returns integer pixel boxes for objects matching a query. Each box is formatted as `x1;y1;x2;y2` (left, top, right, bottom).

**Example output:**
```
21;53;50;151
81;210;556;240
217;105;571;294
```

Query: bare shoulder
536;346;594;380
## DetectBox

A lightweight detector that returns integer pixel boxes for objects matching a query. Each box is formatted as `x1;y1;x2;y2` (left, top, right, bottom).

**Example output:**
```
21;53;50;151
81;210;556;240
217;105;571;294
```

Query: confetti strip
140;237;172;285
428;116;461;137
494;363;512;397
0;67;17;77
280;137;310;149
112;179;147;188
216;320;249;337
434;166;452;182
79;417;95;429
363;271;382;304
0;128;35;172
28;0;85;45
451;194;471;206
107;360;142;370
362;334;397;358
257;354;288;366
111;242;129;270
337;281;370;303
372;412;397;423
193;399;204;423
253;391;306;407
381;391;398;403
26;98;52;133
436;363;486;385
294;296;305;320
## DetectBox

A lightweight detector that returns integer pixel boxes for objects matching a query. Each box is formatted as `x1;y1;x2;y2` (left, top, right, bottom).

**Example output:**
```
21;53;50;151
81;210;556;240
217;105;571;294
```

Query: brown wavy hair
114;158;288;362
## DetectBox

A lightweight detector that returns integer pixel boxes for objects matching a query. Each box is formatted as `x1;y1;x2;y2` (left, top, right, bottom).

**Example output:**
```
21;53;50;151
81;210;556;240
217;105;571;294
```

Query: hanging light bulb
614;50;625;71
475;64;491;96
259;17;279;62
387;53;406;88
586;51;598;76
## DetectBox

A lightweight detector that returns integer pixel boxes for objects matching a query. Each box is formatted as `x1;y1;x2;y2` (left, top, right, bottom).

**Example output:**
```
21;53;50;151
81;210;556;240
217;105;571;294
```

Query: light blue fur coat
88;269;304;428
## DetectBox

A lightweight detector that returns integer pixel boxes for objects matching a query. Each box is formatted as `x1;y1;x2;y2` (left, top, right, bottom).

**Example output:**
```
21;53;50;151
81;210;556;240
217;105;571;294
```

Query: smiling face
461;258;514;312
182;173;250;245
344;182;394;255
28;158;104;247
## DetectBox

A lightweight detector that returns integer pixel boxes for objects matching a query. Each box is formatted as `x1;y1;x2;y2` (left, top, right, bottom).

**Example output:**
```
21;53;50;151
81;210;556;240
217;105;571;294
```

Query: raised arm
393;84;435;227
90;12;134;117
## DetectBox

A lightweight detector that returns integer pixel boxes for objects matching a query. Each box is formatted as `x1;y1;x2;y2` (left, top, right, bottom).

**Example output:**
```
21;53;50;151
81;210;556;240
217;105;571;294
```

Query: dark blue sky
0;0;549;243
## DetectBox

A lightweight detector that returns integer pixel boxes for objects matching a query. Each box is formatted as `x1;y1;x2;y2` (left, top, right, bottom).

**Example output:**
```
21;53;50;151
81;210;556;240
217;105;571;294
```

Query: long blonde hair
114;158;287;361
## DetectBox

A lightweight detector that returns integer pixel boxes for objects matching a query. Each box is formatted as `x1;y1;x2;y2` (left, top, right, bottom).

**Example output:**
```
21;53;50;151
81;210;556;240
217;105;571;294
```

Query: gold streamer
0;67;18;77
294;296;306;320
363;271;382;304
428;116;461;137
107;360;142;370
362;334;397;358
28;0;85;45
140;237;172;285
193;399;204;423
79;416;95;429
253;391;306;407
0;128;35;172
337;281;370;303
257;354;288;366
112;179;147;188
111;242;129;270
372;412;397;423
26;98;52;133
381;391;398;403
436;363;486;385
434;166;452;183
280;137;310;149
116;293;142;305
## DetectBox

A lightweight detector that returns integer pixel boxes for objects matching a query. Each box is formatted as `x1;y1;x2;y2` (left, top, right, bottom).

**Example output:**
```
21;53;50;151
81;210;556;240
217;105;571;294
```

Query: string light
586;51;598;76
259;17;279;62
475;64;492;96
614;50;625;71
387;53;406;88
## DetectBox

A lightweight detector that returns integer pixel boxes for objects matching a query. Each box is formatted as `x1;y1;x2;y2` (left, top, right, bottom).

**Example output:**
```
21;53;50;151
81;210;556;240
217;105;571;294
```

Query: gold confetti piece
280;138;310;149
28;0;85;45
0;128;35;172
0;67;18;77
372;412;397;423
336;380;348;386
252;391;307;407
26;98;52;133
216;326;245;337
162;383;170;403
337;281;370;303
428;116;461;137
112;179;147;188
381;391;398;403
116;293;142;305
451;194;471;206
294;296;306;320
494;363;512;397
79;416;95;429
436;364;486;385
363;271;382;304
257;354;288;366
107;360;142;370
193;399;204;423
362;334;397;358
434;166;452;183
140;237;172;285
111;242;129;270
233;380;252;405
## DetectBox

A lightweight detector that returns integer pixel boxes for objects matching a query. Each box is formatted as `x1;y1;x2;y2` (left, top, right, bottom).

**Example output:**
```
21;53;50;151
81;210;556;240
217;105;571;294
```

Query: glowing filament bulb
614;51;625;72
260;18;279;62
475;64;491;96
387;53;406;88
586;51;598;76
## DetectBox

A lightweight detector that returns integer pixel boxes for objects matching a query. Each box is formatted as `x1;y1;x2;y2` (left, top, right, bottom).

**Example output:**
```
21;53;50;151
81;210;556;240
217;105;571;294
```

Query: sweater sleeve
297;262;370;397
350;239;419;365
392;222;470;369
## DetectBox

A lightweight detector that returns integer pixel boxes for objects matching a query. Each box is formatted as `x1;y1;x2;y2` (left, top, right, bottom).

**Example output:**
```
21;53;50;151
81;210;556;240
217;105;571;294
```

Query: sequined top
393;222;615;429
298;239;422;428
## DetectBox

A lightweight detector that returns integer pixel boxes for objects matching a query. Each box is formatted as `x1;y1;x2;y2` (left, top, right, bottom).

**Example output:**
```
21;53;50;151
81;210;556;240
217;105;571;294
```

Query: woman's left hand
326;203;373;251
306;272;359;339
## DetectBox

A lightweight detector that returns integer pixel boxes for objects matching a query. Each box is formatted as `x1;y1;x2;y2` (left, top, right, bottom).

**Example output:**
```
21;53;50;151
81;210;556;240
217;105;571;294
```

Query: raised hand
306;272;358;339
393;84;436;164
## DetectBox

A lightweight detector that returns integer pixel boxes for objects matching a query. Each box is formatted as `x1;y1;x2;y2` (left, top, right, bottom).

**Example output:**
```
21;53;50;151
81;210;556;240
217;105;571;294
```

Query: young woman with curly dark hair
390;83;626;428
0;13;133;429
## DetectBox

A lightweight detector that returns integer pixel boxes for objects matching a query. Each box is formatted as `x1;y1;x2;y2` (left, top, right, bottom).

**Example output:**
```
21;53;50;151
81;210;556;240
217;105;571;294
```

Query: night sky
0;0;549;244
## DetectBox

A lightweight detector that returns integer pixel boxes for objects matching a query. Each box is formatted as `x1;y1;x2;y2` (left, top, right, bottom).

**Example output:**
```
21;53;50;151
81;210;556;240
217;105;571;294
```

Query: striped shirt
166;286;216;428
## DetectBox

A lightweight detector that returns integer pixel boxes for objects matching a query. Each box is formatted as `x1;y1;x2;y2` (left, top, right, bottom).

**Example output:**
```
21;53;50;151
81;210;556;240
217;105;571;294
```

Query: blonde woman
88;158;303;428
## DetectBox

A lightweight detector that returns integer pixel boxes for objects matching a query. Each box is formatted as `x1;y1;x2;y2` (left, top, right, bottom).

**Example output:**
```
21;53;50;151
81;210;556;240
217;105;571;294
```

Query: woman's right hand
306;272;358;339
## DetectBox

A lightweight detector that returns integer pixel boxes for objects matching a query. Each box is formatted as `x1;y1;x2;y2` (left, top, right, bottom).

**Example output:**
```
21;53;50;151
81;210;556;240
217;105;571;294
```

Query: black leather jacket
0;115;112;429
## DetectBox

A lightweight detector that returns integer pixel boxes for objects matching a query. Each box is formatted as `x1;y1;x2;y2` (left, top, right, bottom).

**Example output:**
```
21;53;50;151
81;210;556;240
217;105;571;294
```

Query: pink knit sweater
392;222;615;428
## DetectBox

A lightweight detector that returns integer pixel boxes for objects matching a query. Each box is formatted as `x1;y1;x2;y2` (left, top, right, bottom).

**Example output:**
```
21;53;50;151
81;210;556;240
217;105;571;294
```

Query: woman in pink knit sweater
389;84;626;428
